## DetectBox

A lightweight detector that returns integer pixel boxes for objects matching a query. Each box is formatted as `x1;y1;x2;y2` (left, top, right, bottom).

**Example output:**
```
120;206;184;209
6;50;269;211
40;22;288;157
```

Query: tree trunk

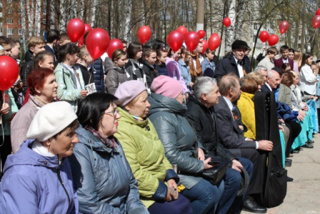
49;0;56;29
20;0;27;52
59;0;66;30
123;0;132;42
91;0;97;27
225;0;236;52
35;0;41;36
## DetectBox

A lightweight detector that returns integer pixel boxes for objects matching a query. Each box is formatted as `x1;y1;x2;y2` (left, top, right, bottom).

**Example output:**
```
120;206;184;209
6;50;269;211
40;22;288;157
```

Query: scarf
189;52;202;82
85;126;117;148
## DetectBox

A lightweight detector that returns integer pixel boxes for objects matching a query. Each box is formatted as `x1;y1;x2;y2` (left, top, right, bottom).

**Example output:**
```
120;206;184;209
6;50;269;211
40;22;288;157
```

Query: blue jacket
0;140;78;214
201;58;216;77
178;59;192;87
93;58;105;92
68;126;148;214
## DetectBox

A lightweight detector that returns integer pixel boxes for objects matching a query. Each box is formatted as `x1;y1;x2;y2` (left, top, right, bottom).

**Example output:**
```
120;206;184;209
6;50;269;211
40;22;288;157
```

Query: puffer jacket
236;92;256;139
0;140;78;214
115;108;179;208
20;59;34;94
68;126;148;214
54;63;82;112
148;93;204;189
141;59;157;88
105;65;132;95
92;58;105;92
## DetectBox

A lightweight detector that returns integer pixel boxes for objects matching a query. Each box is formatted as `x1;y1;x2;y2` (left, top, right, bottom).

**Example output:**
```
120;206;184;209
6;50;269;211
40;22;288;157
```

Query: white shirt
282;58;289;64
233;56;244;78
300;64;317;95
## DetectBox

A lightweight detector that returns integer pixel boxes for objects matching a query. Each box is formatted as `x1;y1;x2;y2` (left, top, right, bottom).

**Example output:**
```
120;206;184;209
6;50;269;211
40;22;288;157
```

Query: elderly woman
1;101;79;213
148;75;227;214
114;80;192;214
11;68;58;153
68;93;148;214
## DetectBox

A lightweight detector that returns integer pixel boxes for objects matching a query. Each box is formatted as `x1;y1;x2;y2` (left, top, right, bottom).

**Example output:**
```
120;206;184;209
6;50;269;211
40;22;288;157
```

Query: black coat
185;95;235;161
75;63;94;85
141;59;157;87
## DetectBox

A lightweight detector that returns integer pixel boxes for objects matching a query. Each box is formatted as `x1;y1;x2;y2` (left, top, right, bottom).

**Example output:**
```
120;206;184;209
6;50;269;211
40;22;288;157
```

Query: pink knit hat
151;76;183;99
114;80;147;106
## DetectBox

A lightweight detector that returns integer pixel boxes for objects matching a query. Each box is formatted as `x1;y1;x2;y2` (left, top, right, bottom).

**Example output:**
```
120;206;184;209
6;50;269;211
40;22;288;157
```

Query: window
18;29;22;35
7;28;13;35
7;18;13;24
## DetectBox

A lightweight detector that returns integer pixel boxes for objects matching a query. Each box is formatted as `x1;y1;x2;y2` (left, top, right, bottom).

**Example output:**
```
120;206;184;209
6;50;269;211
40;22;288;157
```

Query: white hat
27;101;77;142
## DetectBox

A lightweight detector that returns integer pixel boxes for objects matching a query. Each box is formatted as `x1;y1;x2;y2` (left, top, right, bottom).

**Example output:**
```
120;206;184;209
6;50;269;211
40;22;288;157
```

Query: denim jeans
181;178;224;214
218;157;253;214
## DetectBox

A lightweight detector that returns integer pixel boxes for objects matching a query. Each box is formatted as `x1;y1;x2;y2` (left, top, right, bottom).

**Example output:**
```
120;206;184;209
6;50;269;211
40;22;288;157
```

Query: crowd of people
0;29;319;214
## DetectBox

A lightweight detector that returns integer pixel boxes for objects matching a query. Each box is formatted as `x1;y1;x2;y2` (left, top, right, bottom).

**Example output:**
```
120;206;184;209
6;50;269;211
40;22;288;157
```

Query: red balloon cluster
0;56;19;91
185;31;200;52
208;33;221;51
107;39;124;58
223;17;231;27
177;26;188;37
67;19;85;42
313;15;320;29
78;24;92;46
201;40;208;54
259;31;269;43
279;21;289;34
137;26;152;44
167;30;184;52
268;34;279;46
86;28;110;60
197;30;205;39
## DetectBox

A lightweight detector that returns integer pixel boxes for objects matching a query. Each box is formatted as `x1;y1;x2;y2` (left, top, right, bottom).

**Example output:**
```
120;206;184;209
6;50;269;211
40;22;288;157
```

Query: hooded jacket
114;108;178;208
0;140;78;214
105;65;132;95
148;93;204;189
68;126;148;214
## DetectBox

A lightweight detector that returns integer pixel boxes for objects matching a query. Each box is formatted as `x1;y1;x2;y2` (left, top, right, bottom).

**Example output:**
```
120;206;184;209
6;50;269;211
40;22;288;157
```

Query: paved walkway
242;134;320;214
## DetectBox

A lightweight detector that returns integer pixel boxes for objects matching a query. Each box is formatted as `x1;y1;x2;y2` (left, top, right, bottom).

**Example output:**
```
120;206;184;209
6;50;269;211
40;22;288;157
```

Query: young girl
125;42;144;82
105;49;130;95
155;48;168;76
300;52;318;97
141;48;157;88
201;49;216;77
75;45;94;87
54;43;87;112
178;46;193;89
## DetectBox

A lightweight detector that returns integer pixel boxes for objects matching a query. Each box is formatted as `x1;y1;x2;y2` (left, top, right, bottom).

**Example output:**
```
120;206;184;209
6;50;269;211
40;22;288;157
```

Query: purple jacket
0;140;78;214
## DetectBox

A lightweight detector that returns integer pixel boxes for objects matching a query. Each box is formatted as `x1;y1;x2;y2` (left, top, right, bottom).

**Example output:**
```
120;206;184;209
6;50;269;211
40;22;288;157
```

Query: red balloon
167;30;184;52
197;30;206;39
201;40;208;54
107;39;124;58
67;18;85;42
208;33;221;51
316;8;320;15
313;15;320;29
137;26;152;44
259;31;269;43
86;28;110;60
0;56;19;91
78;24;92;46
223;17;231;27
185;31;200;52
279;21;289;34
268;34;279;46
177;26;188;37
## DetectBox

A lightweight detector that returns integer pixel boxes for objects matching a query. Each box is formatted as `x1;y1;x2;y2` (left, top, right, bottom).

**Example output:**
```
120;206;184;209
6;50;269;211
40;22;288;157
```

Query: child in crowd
141;48;158;88
155;48;168;76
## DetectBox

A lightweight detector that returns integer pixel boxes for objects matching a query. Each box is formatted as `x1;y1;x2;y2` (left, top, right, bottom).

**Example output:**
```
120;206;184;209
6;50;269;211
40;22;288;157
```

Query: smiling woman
1;101;79;214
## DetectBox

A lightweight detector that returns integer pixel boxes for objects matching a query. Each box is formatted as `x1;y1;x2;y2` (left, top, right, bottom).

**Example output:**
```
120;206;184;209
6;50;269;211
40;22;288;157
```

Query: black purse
202;157;231;185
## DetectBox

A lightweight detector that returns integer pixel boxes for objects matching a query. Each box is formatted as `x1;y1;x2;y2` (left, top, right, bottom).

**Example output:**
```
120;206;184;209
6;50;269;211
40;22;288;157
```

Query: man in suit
274;45;294;69
214;40;251;81
214;73;273;213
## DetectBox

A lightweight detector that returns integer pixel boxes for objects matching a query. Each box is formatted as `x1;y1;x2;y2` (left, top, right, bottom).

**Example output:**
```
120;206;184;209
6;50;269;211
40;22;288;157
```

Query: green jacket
1;89;18;136
115;107;178;208
54;63;82;111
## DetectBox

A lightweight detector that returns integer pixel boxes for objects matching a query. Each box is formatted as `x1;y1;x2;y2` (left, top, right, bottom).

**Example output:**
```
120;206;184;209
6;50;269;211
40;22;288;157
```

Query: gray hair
194;77;217;99
254;65;267;73
219;73;240;96
268;69;278;78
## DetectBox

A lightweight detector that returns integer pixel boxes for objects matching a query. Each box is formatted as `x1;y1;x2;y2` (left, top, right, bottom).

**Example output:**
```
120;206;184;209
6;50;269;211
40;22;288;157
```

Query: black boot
243;196;267;213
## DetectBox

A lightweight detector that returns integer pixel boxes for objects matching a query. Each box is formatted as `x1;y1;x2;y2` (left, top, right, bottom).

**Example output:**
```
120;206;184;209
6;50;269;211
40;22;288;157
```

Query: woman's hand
203;157;213;170
167;179;177;189
80;90;88;97
0;103;10;115
198;148;205;161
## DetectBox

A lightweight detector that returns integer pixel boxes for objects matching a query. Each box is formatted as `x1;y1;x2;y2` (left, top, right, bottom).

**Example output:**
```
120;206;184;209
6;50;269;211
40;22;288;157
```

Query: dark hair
47;30;60;43
0;36;10;46
56;43;80;62
77;93;118;130
280;45;289;53
34;51;54;69
282;63;291;72
204;48;214;57
52;120;79;139
288;48;295;54
120;39;127;45
83;32;90;45
9;38;20;47
142;48;156;59
267;47;278;55
27;68;54;95
112;49;126;62
301;52;313;67
152;39;165;50
127;42;142;59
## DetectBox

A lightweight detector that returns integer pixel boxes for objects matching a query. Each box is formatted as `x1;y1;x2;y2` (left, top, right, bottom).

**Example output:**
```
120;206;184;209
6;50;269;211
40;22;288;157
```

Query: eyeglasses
104;109;119;117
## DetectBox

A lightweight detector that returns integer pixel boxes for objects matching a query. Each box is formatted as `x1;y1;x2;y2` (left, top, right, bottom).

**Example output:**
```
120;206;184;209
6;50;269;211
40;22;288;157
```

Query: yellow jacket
237;92;256;139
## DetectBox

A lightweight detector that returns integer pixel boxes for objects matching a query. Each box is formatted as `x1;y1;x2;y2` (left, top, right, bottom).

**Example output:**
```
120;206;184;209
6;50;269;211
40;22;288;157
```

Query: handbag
202;157;231;185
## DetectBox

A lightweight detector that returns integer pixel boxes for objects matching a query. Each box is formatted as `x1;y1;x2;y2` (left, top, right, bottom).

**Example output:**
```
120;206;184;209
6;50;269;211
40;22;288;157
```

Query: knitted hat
27;101;77;142
151;76;183;99
114;80;147;106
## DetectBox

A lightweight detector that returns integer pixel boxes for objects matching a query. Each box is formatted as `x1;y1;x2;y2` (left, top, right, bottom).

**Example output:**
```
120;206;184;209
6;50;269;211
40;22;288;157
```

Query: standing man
274;45;294;69
45;30;60;64
214;40;251;81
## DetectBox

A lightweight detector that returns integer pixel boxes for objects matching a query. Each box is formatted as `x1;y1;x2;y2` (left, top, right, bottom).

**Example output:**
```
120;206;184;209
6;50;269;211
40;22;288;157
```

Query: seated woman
1;101;79;213
148;76;237;214
68;93;148;213
114;80;192;214
11;68;58;153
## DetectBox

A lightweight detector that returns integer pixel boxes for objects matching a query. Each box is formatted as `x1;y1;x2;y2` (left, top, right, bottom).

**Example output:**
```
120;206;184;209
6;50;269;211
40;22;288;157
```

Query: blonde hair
247;72;264;85
79;45;90;59
27;36;45;49
294;51;303;69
